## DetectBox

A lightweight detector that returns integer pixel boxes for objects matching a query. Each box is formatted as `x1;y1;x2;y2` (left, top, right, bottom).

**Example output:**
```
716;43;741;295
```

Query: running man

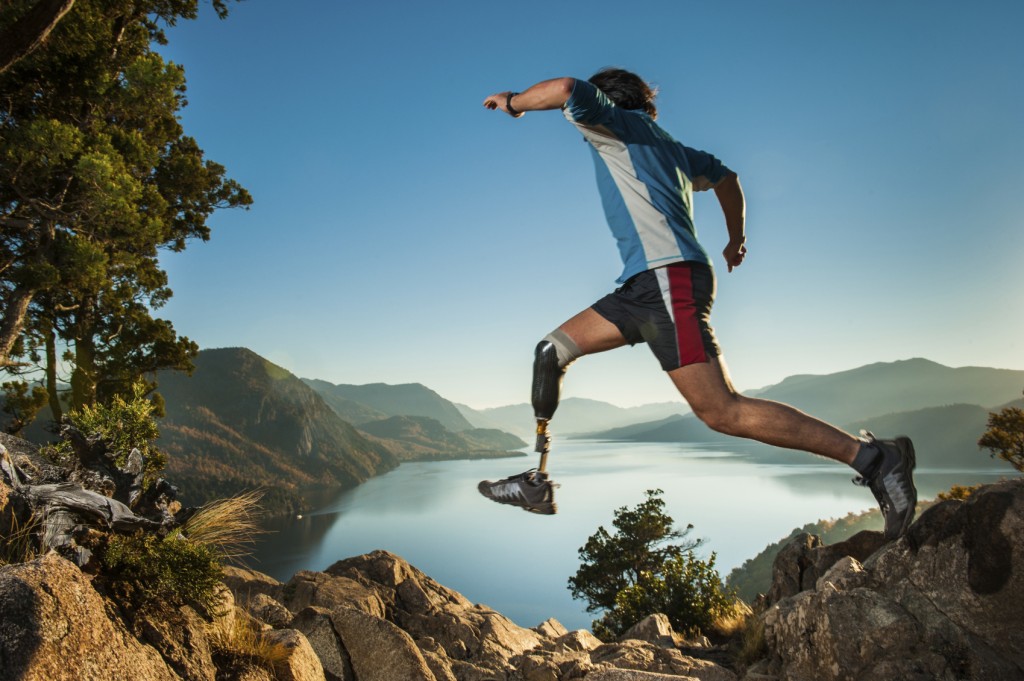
477;69;917;540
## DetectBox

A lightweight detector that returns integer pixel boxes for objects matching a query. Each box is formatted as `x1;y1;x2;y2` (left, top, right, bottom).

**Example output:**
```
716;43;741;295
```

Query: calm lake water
242;440;1007;631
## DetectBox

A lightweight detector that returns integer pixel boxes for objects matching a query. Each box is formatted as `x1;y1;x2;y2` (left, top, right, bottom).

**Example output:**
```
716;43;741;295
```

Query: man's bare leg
667;355;860;464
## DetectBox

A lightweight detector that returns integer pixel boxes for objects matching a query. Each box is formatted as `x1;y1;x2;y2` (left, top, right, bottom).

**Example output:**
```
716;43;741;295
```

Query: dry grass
731;607;768;669
0;512;40;566
209;611;291;676
182;489;265;562
709;598;753;639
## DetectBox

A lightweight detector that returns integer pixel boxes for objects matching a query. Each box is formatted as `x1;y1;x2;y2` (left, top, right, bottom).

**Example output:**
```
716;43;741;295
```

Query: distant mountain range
457;398;686;440
9;352;1019;515
579;358;1024;470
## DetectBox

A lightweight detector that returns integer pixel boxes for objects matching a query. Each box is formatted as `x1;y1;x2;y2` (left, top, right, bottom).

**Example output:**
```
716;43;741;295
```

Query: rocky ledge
2;439;1022;681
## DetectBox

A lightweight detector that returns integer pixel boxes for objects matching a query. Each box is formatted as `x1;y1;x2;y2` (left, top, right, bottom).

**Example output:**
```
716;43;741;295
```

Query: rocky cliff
2;422;1022;680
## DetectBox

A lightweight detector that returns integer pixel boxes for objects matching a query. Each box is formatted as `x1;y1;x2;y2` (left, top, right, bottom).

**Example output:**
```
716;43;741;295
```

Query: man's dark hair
588;68;658;119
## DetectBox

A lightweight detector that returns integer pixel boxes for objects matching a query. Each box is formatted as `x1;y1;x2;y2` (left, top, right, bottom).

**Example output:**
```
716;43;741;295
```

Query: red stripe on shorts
667;264;707;367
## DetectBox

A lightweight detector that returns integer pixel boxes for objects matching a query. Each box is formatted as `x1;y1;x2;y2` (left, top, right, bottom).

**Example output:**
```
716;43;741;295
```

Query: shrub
978;396;1024;473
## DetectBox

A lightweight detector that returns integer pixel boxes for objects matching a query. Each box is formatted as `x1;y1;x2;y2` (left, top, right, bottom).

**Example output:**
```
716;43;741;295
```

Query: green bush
592;551;734;639
62;380;167;488
569;490;733;639
102;529;223;616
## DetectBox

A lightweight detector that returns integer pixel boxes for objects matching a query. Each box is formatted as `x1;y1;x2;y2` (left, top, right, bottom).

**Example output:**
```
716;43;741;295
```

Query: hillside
156;348;399;515
356;415;527;462
750;358;1024;425
464;398;685;439
580;360;1022;470
303;379;474;431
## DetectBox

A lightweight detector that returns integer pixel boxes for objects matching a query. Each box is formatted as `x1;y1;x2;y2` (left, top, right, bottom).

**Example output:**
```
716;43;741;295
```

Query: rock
133;603;217;681
284;569;386;619
586;671;701;681
0;552;181;681
260;628;326;681
591;639;737;680
249;592;292;628
325;550;544;672
329;605;436;680
535;617;569;638
221;565;284;605
554;629;603;652
289;607;354;681
621;614;676;649
761;478;1024;680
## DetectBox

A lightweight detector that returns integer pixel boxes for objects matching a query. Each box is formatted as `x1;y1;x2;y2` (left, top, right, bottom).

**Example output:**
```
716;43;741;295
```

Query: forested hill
303;379;474;432
156;347;399;515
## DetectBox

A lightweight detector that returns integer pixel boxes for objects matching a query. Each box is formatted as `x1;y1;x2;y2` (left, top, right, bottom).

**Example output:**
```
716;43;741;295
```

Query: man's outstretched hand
723;238;747;272
483;91;522;118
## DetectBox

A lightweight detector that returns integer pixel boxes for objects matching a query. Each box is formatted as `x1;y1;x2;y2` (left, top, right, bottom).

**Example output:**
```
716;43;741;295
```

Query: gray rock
761;478;1024;681
289;606;353;681
329;605;436;680
0;553;181;681
621;614;676;649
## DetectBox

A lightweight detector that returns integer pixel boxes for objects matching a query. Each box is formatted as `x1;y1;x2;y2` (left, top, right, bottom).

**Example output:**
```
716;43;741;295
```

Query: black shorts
592;262;720;371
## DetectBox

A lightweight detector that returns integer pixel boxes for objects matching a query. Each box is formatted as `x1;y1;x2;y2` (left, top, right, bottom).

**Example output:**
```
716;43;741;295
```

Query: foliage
937;484;982;501
1;380;48;434
0;0;251;418
101;488;262;616
569;490;733;639
591;550;735;640
978;394;1024;473
569;489;703;614
65;379;167;487
102;529;223;616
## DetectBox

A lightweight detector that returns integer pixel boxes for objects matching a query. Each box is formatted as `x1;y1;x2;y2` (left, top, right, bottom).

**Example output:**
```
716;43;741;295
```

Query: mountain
356;415;527;462
462;398;686;440
579;359;1024;470
155;347;399;514
749;358;1024;425
303;379;474;432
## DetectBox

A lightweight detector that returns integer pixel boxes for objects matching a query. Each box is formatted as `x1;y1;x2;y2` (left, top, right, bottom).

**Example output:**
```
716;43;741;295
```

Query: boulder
0;552;181;681
329;605;436;680
221;565;284;605
761;478;1024;680
621;614;676;649
289;606;353;681
260;628;326;681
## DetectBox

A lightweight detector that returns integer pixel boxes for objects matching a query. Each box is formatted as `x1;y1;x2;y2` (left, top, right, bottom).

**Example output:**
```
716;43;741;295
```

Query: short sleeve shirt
563;79;732;283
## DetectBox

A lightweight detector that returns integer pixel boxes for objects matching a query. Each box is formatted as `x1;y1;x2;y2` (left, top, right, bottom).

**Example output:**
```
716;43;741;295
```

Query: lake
242;440;1008;631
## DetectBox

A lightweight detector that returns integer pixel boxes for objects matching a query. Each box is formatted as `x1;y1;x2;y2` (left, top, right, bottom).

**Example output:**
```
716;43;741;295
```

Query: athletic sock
851;440;883;477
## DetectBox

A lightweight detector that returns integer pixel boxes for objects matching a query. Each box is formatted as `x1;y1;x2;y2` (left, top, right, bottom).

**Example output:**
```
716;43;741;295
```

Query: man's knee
692;395;743;435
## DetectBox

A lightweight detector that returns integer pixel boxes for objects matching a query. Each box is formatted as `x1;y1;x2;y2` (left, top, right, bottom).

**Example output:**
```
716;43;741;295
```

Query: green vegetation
0;0;251;423
978;392;1024;473
102;529;224;615
101;489;261;616
568;490;735;639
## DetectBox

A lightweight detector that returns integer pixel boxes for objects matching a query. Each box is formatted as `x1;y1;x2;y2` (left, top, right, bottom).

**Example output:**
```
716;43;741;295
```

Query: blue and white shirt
563;79;733;283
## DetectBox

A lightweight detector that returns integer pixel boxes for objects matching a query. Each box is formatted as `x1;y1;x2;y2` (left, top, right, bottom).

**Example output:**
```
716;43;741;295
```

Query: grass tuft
209;612;292;674
0;512;40;566
182;489;265;562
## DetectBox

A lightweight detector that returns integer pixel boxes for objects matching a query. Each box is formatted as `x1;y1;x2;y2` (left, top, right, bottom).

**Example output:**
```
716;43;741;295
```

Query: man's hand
483;91;523;118
723;238;747;272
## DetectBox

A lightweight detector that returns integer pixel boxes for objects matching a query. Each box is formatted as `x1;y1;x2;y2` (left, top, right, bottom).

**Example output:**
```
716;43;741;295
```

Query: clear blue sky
156;0;1024;409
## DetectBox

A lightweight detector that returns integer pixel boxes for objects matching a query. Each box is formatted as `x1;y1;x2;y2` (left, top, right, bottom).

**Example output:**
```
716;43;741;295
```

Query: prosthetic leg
476;329;580;514
531;329;581;472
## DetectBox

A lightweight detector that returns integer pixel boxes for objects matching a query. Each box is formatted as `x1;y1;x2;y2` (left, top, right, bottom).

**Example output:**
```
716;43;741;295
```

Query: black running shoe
853;432;917;540
478;469;558;515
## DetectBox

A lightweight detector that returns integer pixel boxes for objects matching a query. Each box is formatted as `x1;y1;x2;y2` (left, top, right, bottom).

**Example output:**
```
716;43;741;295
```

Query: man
478;69;917;540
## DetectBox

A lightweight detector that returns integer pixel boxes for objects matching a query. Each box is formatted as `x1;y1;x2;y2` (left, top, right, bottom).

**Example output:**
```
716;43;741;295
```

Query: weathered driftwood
1;442;180;566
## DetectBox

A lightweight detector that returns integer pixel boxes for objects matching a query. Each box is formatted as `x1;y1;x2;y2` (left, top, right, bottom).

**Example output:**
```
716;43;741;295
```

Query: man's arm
483;78;575;118
714;173;747;272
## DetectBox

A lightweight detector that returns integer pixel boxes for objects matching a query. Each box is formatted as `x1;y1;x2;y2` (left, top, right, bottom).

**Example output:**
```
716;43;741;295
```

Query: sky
155;0;1024;409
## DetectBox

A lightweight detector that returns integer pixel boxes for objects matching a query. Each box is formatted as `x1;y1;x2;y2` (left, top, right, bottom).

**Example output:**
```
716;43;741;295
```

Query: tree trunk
0;284;35;368
70;301;97;410
45;321;62;423
0;0;76;74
